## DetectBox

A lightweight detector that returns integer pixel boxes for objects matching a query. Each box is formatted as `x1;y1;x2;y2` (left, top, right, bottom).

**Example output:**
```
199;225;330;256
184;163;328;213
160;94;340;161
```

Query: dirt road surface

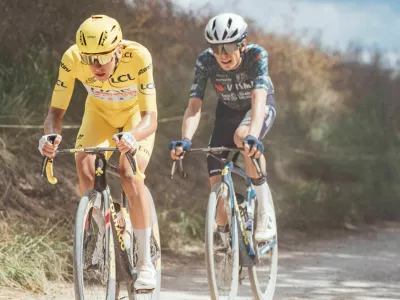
2;223;400;300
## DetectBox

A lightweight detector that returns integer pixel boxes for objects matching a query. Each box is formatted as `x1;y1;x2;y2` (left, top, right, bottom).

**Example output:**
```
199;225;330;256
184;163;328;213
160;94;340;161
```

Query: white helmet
205;13;248;44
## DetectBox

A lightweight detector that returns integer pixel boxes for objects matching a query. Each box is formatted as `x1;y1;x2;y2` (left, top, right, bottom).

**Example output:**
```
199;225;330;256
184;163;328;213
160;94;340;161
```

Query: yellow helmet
76;15;122;54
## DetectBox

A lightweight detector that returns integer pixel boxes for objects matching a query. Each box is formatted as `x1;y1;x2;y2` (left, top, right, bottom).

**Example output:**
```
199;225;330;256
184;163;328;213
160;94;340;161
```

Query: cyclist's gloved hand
38;134;62;158
243;135;264;158
168;138;191;160
112;132;136;154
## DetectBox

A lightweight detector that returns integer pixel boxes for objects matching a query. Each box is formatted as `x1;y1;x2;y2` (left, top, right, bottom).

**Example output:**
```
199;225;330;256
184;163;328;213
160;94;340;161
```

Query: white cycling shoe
254;211;276;242
134;264;157;290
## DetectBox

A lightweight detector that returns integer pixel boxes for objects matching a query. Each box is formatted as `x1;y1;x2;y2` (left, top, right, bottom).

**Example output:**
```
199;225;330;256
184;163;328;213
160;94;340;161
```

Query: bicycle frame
171;146;273;263
40;146;140;283
220;161;256;259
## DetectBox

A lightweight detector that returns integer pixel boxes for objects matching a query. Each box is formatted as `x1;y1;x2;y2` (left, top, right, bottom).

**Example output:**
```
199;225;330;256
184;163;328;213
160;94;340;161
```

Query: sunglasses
80;49;116;65
210;41;243;55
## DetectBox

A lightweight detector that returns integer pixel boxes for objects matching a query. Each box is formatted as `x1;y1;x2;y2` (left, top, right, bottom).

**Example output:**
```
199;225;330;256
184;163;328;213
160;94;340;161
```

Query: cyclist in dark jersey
169;13;276;241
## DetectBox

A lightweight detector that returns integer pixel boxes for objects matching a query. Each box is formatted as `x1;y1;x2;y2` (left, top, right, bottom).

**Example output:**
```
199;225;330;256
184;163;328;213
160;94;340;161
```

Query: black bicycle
171;147;278;300
41;135;161;300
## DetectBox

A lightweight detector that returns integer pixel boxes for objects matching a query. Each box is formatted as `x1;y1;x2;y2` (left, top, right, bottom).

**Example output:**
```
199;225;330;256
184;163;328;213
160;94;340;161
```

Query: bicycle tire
149;185;162;299
73;189;117;300
248;188;278;300
205;182;239;300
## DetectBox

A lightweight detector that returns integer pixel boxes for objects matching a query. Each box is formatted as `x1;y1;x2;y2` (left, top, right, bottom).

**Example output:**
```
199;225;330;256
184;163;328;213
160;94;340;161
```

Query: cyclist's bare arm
182;97;203;140
44;106;66;134
170;97;202;160
248;88;267;138
40;107;66;157
131;111;158;142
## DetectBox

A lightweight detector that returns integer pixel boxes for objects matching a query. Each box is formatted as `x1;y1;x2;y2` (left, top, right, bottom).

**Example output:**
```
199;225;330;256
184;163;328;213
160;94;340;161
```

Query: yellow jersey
51;40;157;122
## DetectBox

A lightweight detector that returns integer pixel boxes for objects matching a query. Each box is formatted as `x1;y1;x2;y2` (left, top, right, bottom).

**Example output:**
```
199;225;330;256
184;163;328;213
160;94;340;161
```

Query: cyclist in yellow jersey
38;15;158;289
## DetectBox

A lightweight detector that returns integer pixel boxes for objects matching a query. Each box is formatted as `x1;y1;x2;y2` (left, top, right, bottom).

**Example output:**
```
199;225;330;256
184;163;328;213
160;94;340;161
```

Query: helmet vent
227;18;232;28
229;29;238;39
98;32;104;45
111;36;118;44
111;25;116;32
222;30;228;40
80;32;87;46
213;30;219;40
212;19;216;30
206;31;213;41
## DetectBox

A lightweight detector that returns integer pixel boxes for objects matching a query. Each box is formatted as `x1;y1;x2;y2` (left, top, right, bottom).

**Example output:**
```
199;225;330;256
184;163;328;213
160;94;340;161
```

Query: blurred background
0;0;399;293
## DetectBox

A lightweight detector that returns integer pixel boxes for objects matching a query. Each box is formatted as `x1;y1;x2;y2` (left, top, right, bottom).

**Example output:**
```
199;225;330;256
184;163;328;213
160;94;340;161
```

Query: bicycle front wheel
205;182;239;300
73;190;117;300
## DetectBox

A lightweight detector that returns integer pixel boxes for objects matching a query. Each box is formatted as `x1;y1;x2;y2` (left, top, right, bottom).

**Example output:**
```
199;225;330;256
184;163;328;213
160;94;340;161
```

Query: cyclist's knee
75;153;95;181
75;153;96;195
119;154;148;183
234;126;248;147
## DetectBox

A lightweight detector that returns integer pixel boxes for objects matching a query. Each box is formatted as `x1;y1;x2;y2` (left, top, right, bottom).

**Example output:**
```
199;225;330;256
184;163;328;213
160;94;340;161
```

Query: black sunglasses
210;41;244;55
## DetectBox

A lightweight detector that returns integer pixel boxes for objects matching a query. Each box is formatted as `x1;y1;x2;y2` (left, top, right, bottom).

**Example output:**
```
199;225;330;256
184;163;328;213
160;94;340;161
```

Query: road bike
171;147;278;300
41;136;161;300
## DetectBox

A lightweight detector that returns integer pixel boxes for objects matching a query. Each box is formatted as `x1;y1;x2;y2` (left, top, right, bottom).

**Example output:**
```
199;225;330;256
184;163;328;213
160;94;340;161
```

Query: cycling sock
133;227;153;269
251;177;273;214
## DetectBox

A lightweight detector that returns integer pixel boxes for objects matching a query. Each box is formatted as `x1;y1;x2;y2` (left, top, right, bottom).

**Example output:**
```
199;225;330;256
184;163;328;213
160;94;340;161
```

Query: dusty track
2;223;400;300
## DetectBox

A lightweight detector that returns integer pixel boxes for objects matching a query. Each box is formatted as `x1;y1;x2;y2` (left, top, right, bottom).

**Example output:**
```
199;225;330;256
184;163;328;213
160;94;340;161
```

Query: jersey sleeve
50;47;76;110
251;46;275;95
137;47;157;113
189;51;210;100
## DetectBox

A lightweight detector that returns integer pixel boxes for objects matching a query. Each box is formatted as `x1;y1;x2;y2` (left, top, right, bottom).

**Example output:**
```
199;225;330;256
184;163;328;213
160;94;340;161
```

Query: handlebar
170;146;264;179
40;135;144;184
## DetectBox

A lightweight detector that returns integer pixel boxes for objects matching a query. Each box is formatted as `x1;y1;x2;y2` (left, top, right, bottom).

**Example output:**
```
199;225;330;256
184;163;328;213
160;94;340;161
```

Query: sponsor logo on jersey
138;64;152;76
110;73;135;84
139;82;155;95
84;84;138;102
227;81;254;92
60;62;71;72
214;84;224;92
235;72;248;82
123;52;133;58
195;59;204;70
56;80;67;88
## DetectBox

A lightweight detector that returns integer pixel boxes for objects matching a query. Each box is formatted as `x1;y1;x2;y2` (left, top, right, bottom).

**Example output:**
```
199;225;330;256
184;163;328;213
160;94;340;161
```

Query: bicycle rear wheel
248;189;278;300
73;190;117;300
205;182;239;300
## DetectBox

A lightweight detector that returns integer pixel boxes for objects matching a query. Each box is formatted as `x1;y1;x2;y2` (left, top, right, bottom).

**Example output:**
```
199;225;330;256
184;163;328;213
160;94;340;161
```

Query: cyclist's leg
119;113;156;289
208;107;243;230
75;106;116;196
234;95;277;241
74;105;117;265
